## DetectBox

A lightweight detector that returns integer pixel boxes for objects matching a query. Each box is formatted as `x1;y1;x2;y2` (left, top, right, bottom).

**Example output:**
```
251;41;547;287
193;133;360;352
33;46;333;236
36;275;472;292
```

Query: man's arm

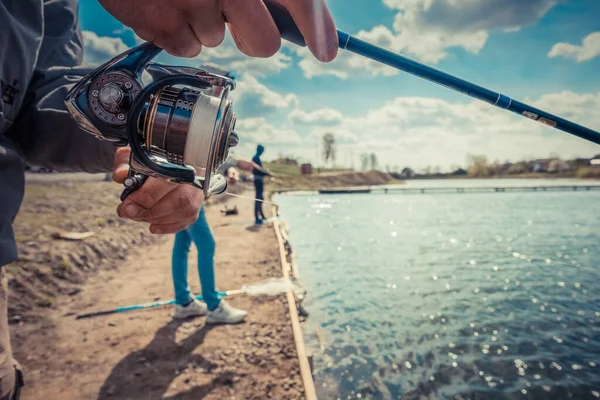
251;161;272;177
236;159;272;177
9;66;115;173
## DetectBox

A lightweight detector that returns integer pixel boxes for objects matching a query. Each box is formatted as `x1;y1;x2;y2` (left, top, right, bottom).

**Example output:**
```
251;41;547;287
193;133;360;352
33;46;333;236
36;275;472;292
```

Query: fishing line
225;192;279;207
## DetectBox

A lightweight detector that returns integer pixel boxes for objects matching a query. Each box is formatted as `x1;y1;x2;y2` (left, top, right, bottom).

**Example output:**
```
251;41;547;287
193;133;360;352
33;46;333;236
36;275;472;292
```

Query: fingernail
125;204;141;218
152;227;162;234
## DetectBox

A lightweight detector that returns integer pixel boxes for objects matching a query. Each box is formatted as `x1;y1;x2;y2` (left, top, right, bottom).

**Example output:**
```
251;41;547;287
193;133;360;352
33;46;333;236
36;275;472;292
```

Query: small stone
9;315;22;323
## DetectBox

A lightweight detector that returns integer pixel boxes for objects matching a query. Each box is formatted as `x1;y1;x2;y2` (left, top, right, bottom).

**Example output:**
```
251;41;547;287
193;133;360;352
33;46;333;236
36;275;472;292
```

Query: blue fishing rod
76;291;235;319
264;0;600;145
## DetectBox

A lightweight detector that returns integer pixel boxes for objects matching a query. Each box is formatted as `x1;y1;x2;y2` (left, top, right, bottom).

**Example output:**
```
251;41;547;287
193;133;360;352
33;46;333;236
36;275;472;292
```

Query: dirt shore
9;180;304;399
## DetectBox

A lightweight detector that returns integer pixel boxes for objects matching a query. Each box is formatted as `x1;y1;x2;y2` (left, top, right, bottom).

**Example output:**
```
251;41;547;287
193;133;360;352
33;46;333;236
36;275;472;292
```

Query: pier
317;185;600;195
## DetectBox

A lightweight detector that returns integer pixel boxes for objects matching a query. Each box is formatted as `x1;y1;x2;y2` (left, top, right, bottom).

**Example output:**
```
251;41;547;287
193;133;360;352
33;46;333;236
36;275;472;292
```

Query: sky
79;0;600;171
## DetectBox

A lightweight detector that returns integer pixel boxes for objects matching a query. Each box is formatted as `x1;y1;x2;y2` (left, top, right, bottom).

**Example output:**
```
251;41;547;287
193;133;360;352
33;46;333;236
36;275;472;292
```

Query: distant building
548;159;569;173
568;157;591;169
452;168;468;176
591;155;600;166
528;158;551;173
508;162;529;174
301;163;313;175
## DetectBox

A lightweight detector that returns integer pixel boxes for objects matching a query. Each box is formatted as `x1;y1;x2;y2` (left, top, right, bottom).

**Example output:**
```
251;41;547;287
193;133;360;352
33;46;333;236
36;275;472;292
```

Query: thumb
112;147;131;184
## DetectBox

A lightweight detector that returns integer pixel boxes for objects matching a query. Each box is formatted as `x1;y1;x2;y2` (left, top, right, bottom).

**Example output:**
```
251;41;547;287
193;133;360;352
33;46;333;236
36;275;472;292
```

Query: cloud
152;31;292;78
295;0;557;78
236;118;302;146
289;108;344;126
548;31;600;62
289;91;600;169
232;74;298;118
82;31;129;65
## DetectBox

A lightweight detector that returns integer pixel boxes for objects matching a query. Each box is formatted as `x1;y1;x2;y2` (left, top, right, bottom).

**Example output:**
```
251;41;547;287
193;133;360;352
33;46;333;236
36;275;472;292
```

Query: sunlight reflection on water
276;187;600;400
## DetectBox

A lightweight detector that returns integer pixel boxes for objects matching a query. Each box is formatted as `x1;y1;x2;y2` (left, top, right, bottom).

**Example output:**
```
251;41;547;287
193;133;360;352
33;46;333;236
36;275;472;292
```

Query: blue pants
171;208;220;310
254;178;266;221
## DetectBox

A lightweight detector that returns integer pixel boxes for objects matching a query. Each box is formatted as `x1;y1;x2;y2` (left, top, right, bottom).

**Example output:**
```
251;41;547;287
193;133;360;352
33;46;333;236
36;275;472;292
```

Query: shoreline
9;181;307;399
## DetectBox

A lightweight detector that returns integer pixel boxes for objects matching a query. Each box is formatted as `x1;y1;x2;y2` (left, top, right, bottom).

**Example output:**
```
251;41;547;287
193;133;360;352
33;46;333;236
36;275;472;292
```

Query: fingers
150;23;203;58
134;186;204;225
276;0;338;62
150;218;198;235
224;0;281;57
146;186;204;234
189;0;226;48
112;147;131;184
117;177;176;219
116;177;203;234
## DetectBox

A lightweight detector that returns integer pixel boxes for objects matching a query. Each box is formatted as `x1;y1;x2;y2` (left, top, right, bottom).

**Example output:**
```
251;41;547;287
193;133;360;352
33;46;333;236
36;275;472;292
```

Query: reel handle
120;174;148;201
262;0;307;47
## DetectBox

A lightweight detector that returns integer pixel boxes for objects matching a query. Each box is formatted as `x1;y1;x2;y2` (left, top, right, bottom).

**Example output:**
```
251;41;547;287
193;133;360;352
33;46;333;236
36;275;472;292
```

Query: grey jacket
0;0;115;266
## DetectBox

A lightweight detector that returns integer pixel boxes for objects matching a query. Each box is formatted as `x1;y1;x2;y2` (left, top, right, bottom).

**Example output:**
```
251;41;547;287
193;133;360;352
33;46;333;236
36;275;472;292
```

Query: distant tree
433;165;441;174
385;165;391;173
422;165;432;175
467;154;495;177
322;133;336;167
360;153;369;170
369;153;378;170
402;167;416;178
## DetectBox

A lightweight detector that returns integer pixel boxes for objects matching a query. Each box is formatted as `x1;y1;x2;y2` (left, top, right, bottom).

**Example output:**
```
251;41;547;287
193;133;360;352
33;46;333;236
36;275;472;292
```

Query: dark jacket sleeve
251;155;269;177
6;0;115;173
9;66;115;173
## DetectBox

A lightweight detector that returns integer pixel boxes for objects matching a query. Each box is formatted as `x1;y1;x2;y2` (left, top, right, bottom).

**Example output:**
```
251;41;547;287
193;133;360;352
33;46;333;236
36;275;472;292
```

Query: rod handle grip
263;0;307;47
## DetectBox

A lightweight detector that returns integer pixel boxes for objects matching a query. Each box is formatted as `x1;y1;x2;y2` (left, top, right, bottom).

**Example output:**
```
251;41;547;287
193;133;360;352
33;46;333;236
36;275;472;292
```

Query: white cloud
295;0;557;78
289;108;344;125
153;31;292;78
548;31;600;62
237;117;302;146
290;91;600;169
232;74;298;118
82;31;129;65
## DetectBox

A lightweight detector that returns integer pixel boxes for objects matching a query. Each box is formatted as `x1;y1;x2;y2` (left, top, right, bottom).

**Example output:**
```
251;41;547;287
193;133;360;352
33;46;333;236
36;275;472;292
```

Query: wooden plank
272;206;317;400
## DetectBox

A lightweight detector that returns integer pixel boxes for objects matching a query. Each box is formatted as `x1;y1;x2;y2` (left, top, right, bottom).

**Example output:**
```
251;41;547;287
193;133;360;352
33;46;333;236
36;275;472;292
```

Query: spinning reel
65;43;239;199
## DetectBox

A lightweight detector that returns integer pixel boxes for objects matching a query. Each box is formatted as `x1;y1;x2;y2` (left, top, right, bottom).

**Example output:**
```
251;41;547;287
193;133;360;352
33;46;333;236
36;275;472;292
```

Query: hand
97;0;338;61
226;167;240;186
112;148;204;234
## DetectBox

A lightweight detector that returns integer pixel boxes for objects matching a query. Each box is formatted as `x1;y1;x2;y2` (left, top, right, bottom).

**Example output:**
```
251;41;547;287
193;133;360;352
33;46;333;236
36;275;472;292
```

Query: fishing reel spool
65;43;239;199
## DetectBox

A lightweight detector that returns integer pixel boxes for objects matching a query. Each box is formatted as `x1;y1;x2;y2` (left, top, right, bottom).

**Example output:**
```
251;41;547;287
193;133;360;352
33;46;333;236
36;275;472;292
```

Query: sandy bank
9;180;305;399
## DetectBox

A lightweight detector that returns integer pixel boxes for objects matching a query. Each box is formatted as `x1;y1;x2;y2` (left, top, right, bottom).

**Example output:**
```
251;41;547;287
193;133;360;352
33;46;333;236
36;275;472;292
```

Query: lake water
275;180;600;400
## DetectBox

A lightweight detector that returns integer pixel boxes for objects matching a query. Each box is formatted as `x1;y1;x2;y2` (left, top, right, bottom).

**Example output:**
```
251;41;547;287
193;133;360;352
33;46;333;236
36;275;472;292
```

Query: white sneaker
206;300;247;324
172;298;207;320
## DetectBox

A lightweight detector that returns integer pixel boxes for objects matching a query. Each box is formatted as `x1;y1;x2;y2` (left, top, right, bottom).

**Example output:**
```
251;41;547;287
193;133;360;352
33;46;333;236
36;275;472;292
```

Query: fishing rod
75;278;305;319
76;291;234;319
263;0;600;145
